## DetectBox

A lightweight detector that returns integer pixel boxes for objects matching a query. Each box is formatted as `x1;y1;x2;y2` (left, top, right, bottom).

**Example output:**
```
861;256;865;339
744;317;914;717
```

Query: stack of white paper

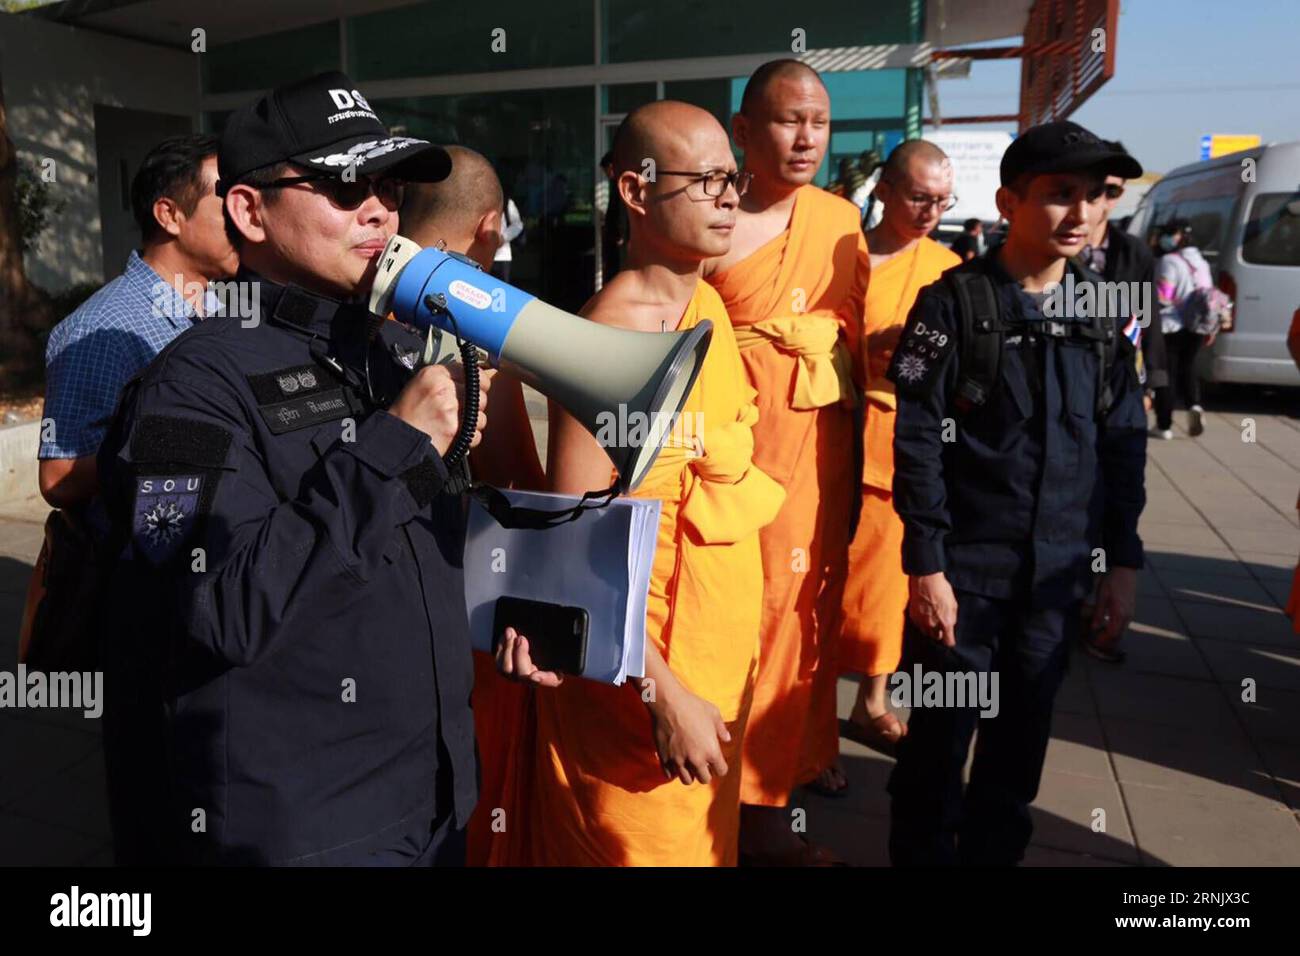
463;488;662;685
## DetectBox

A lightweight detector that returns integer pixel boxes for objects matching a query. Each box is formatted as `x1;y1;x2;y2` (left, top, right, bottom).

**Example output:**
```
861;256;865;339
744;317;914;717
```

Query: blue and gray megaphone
368;234;712;493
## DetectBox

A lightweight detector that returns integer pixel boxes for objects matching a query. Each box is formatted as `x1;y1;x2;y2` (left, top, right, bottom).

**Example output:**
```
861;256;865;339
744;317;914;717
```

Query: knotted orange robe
841;237;960;675
469;280;784;865
706;185;868;805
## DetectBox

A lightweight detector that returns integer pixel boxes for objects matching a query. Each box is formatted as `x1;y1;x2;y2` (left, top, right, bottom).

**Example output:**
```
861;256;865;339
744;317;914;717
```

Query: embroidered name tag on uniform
133;474;204;565
258;387;353;435
888;318;956;396
246;364;334;404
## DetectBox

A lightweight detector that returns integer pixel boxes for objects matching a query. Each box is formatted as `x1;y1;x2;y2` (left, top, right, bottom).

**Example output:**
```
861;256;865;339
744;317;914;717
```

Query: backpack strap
1068;307;1119;416
947;271;1004;415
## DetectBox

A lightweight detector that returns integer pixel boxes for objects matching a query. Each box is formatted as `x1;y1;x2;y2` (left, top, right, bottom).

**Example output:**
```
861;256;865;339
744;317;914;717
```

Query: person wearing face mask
1152;219;1215;439
95;72;497;866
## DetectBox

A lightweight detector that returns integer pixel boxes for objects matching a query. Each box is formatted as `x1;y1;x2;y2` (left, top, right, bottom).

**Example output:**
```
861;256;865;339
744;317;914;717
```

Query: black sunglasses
260;171;405;210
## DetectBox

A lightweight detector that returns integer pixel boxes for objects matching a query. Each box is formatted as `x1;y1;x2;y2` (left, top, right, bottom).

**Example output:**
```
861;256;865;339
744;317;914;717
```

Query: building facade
7;0;1102;304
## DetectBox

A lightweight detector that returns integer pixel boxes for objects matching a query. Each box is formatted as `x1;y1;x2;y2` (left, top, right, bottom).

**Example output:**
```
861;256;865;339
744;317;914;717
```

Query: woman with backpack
1152;219;1232;439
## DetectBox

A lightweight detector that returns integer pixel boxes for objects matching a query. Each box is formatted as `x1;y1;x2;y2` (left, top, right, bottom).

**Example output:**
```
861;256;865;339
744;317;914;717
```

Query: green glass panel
350;1;593;80
603;0;912;62
662;78;733;138
603;83;657;115
203;21;340;95
375;87;597;311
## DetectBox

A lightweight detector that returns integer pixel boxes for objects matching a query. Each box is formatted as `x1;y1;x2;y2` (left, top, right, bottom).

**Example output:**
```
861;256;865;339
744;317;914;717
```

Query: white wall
0;13;199;292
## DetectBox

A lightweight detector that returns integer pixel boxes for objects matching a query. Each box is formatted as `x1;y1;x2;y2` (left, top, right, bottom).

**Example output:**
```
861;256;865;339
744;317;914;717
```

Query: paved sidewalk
0;392;1297;866
805;394;1300;865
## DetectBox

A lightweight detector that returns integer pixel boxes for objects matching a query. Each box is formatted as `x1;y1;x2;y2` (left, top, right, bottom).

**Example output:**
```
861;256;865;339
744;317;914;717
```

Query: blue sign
1199;135;1212;161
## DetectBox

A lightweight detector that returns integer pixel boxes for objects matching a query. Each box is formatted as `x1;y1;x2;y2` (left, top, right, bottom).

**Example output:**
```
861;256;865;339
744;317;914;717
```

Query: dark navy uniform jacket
97;269;477;864
890;253;1147;608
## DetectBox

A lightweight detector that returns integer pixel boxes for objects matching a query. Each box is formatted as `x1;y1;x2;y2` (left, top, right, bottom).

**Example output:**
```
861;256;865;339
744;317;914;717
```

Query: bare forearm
38;456;98;509
633;641;682;711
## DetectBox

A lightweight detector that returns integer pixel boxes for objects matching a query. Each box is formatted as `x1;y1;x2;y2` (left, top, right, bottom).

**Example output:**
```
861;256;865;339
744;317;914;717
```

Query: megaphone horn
369;234;712;493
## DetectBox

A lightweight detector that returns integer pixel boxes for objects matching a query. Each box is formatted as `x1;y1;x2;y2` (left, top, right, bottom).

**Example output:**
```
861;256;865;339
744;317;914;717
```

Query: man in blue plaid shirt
38;133;238;510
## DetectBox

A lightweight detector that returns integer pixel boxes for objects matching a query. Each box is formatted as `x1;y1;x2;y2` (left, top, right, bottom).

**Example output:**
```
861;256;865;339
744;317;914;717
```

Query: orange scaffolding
930;0;1119;131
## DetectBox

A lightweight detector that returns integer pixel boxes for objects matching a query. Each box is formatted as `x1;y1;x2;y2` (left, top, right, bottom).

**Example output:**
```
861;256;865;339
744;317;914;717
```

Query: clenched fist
390;363;495;457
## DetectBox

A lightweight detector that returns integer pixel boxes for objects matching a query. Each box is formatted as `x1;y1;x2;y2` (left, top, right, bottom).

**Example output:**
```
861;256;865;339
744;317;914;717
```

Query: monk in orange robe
702;59;867;864
473;100;784;866
839;141;959;747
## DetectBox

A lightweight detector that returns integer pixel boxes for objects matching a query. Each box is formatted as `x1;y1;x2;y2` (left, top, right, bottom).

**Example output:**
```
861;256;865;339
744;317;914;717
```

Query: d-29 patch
887;318;957;396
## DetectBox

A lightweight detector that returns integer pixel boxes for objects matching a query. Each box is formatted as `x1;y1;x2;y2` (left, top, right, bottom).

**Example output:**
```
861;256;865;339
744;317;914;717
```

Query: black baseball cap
1000;121;1142;187
216;71;451;193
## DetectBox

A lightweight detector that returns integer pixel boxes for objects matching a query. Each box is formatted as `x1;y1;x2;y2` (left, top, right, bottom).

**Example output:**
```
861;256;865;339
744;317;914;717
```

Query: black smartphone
492;596;589;675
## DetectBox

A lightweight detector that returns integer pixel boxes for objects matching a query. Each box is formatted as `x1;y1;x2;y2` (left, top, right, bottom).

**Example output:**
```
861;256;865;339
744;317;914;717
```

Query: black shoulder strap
1067;273;1121;417
948;271;1003;414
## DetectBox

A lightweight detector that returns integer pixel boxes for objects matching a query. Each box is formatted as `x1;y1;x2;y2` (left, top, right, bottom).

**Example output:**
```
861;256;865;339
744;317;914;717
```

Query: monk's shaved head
739;59;827;116
876;138;955;241
611;100;727;174
399;145;503;238
881;139;951;184
609;100;737;262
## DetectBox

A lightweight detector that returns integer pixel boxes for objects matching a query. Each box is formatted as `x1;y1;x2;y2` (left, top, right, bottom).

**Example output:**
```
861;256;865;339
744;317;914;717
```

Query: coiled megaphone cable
418;289;621;527
421;291;479;471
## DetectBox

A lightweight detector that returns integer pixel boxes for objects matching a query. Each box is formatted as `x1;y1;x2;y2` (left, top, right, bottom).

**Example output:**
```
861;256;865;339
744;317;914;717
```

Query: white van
1127;142;1300;387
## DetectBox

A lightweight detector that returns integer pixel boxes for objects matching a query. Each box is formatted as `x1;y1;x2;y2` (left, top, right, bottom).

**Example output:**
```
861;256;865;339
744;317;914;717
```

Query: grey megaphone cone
498;297;712;492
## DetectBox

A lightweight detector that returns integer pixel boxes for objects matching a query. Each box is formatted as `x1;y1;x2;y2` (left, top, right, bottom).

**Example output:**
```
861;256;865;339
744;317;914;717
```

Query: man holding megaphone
95;72;496;865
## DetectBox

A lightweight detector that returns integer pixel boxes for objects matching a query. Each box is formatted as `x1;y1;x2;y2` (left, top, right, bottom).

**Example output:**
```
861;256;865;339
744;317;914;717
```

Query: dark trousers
365;808;466;867
887;591;1075;866
491;260;511;284
1154;328;1204;429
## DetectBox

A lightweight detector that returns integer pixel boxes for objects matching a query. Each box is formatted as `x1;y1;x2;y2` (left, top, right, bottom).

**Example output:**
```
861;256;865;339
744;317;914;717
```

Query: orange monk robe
706;185;868;805
841;237;960;676
470;281;785;866
465;652;535;866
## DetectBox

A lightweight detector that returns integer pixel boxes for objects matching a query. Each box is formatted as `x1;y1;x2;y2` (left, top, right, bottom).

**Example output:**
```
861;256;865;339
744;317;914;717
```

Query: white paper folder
464;488;661;685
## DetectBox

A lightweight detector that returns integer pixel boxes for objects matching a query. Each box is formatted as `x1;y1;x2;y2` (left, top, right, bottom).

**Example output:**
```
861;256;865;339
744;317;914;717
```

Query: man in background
951;218;984;262
398;144;543;491
598;150;627;284
38;134;237;509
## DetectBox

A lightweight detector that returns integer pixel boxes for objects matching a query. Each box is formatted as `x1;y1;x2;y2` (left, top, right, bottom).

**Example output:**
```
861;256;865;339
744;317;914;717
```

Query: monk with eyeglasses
469;100;784;866
840;140;959;751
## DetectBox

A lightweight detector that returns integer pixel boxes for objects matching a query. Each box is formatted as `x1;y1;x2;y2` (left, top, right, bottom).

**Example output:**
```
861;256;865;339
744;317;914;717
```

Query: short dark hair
963;218;981;231
220;161;292;249
130;134;220;243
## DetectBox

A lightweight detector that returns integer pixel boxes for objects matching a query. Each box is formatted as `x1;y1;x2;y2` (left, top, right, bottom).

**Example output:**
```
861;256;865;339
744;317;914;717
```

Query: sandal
839;713;908;756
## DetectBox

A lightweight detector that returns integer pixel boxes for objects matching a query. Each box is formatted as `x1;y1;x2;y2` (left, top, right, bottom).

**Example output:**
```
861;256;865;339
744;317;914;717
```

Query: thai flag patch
1123;314;1143;349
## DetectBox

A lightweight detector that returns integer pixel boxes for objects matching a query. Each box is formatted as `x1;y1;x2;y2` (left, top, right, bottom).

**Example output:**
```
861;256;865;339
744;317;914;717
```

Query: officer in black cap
884;120;1148;865
97;71;495;865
